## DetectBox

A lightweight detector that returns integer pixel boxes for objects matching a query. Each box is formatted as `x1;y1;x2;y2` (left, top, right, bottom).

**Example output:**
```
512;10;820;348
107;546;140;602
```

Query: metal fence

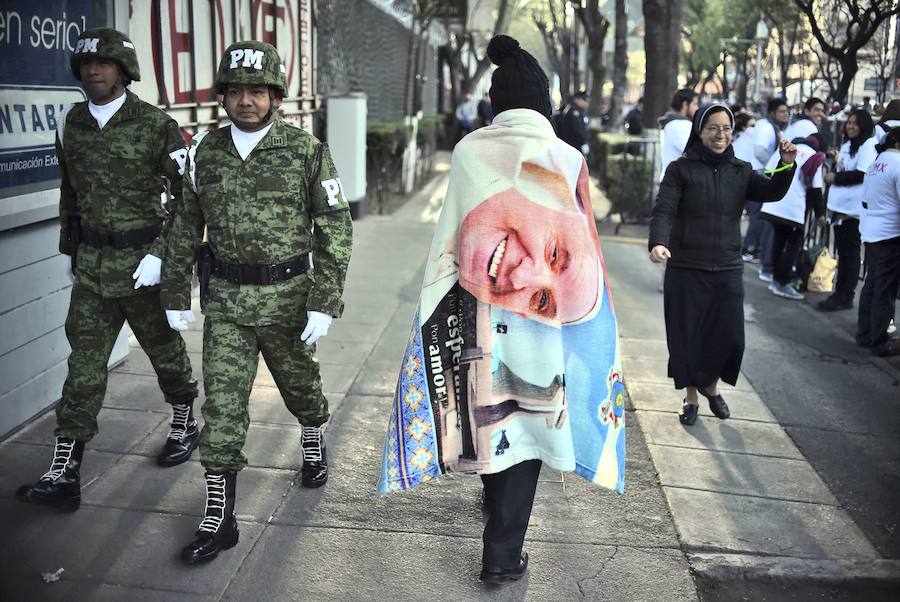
602;137;661;234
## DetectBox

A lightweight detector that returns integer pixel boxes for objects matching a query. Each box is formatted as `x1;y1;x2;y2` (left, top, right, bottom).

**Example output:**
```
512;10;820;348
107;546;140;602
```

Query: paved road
740;265;900;559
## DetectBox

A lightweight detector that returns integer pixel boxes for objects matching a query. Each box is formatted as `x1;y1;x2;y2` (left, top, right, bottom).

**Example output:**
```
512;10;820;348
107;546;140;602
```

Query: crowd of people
734;96;899;358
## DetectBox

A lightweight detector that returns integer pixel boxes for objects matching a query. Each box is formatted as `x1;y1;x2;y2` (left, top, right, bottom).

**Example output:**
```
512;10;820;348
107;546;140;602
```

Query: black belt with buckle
211;254;310;285
81;224;162;249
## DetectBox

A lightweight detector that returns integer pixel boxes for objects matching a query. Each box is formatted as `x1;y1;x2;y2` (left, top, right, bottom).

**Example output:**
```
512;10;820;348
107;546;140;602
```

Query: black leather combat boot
181;471;239;564
300;425;328;488
157;401;200;467
16;437;85;512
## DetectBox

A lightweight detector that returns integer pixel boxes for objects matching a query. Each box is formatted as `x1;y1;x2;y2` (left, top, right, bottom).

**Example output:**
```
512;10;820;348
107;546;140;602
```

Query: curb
689;552;900;588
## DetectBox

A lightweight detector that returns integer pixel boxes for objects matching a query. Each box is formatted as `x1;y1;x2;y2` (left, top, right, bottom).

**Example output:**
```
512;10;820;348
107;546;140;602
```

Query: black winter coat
648;147;796;271
557;106;589;150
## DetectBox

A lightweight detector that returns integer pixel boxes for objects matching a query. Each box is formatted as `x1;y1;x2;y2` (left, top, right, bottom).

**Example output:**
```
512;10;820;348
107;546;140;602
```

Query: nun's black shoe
678;401;699;425
872;338;900;357
480;552;528;585
699;388;730;419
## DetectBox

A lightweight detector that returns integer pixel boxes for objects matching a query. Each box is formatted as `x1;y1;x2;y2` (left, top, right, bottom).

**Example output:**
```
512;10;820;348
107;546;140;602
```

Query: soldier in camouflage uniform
161;41;352;565
16;28;200;513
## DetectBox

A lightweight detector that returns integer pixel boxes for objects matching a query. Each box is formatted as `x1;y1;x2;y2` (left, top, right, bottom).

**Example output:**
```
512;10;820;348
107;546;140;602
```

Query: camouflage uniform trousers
56;281;198;441
201;316;329;472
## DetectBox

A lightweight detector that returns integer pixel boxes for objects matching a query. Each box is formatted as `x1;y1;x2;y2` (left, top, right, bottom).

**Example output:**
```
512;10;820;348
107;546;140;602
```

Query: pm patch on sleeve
321;178;346;207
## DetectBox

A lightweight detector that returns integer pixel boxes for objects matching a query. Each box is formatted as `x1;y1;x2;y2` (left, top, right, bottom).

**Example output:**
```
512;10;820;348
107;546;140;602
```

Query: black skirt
663;266;745;390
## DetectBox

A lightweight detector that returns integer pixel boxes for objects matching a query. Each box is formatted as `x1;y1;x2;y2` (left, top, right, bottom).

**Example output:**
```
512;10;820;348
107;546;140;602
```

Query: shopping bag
807;248;837;293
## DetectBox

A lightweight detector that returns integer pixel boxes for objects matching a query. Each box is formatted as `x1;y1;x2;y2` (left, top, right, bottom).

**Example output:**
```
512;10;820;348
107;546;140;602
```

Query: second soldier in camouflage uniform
161;41;352;564
16;28;200;514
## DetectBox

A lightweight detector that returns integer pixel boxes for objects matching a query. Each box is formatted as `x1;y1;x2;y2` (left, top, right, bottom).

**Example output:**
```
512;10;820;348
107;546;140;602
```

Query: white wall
0;220;129;439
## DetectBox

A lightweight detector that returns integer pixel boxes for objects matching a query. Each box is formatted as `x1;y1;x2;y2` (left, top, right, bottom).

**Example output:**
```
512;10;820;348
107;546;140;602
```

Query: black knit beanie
487;35;552;119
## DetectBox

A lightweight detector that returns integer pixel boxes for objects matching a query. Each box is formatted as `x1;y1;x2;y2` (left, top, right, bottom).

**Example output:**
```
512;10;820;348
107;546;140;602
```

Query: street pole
754;17;769;102
754;42;763;101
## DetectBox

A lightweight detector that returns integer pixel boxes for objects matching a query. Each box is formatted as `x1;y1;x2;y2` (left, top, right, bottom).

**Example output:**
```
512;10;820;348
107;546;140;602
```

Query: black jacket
557;106;589;149
649;147;796;271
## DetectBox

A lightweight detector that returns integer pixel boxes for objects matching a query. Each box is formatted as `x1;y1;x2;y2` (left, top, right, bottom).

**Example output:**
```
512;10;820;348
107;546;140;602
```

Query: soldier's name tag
321;178;345;206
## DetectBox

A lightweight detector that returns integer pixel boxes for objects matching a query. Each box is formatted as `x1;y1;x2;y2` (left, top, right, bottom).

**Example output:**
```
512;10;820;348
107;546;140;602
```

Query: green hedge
606;153;654;219
416;115;445;148
367;121;411;160
591;131;637;184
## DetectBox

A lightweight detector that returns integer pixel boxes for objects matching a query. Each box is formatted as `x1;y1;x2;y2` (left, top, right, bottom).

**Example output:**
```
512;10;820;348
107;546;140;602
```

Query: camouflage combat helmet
70;28;141;82
215;41;287;95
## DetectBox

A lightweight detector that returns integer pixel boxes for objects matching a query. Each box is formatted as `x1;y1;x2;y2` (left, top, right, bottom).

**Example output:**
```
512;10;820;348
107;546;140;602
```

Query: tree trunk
579;0;610;117
403;20;418;117
440;0;511;108
737;52;749;105
641;0;684;128
701;67;717;94
608;0;629;130
720;49;730;99
833;53;860;105
777;33;789;99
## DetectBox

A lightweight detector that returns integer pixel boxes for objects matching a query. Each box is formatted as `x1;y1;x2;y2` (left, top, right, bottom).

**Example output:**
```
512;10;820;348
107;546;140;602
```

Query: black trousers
481;459;542;569
833;218;861;301
771;222;805;286
857;236;900;347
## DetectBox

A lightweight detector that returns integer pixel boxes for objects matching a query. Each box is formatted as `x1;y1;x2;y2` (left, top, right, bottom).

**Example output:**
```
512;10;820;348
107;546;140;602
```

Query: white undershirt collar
88;93;127;129
231;123;274;160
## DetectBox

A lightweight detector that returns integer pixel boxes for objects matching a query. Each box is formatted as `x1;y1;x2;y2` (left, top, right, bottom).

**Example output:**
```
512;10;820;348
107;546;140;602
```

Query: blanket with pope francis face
378;108;624;495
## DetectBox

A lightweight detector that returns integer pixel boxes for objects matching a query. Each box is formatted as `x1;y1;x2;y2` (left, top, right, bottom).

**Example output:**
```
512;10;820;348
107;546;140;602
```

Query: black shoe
182;471;240;565
872;338;900;357
699;388;730;419
678;401;699;425
300;425;328;488
157;402;200;467
817;296;853;311
480;551;528;585
16;437;85;512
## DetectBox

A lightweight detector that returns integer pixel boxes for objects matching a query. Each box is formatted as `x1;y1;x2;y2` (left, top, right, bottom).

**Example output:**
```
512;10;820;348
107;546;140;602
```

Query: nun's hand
778;138;797;165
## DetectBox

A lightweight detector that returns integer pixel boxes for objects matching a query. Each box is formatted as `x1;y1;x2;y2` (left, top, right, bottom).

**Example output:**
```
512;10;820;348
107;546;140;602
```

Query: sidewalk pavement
0;153;697;601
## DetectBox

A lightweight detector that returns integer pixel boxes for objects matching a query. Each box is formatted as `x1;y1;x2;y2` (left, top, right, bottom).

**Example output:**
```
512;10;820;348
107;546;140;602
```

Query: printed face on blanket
458;161;600;324
379;116;624;496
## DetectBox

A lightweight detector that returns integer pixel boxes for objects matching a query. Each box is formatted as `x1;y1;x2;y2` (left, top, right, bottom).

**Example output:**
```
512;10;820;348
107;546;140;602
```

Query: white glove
165;309;195;332
132;254;162;289
300;311;332;345
580;143;590;156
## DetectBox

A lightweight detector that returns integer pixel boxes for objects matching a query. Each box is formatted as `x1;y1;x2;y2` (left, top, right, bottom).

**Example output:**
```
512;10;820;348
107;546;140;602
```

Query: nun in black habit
648;104;798;425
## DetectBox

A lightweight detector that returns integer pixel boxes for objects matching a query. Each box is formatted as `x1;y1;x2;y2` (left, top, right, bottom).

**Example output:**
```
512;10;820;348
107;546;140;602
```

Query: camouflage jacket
57;90;187;299
161;120;353;326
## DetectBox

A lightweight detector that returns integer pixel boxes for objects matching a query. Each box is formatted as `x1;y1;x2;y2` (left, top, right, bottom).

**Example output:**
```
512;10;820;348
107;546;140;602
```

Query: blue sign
0;1;100;195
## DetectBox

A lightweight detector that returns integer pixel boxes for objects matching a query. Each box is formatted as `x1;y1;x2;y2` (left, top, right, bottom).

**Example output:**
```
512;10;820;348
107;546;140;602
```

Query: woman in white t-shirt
819;109;878;311
856;127;900;357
